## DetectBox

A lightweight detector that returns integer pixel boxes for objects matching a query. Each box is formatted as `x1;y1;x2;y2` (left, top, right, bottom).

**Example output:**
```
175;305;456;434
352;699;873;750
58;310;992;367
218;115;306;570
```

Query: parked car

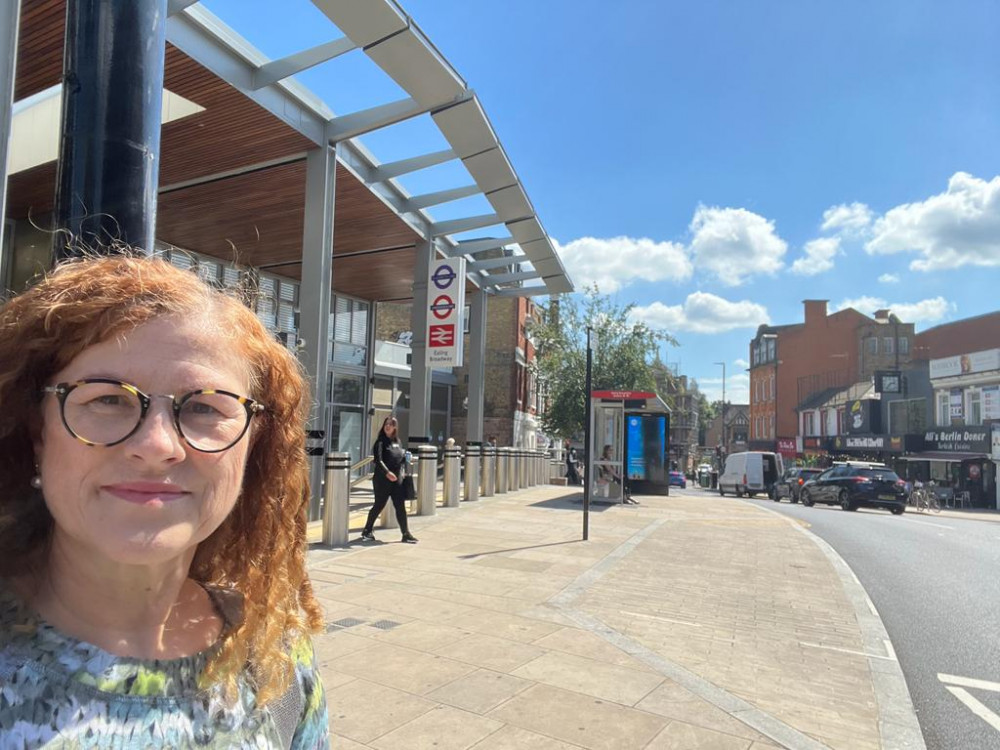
669;471;687;489
772;467;823;503
718;451;783;497
800;464;908;514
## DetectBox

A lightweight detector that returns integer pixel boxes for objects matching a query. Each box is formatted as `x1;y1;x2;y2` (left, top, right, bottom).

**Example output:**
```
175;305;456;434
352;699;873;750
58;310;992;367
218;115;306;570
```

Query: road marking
620;610;702;627
943;687;1000;733
884;639;897;661
799;641;897;661
938;674;1000;734
939;673;1000;692
900;517;954;530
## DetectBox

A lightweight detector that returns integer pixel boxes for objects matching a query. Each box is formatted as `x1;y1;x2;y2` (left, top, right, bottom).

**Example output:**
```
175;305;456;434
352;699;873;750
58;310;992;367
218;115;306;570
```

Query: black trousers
364;475;410;535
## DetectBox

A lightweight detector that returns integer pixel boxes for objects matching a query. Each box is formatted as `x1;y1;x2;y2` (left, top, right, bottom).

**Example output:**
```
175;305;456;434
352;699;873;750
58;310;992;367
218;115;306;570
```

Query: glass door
592;402;625;501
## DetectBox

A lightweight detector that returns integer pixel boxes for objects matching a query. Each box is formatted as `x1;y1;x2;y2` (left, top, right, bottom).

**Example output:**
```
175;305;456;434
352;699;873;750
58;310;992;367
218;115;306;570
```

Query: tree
529;285;676;439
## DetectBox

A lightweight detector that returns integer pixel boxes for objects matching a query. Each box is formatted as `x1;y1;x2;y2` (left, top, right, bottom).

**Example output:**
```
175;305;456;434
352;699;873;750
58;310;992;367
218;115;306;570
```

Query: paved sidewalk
306;485;922;749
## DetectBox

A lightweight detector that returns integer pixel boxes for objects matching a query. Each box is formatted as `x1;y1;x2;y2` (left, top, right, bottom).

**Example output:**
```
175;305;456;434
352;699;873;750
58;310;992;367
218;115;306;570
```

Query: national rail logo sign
429;324;455;347
425;257;466;367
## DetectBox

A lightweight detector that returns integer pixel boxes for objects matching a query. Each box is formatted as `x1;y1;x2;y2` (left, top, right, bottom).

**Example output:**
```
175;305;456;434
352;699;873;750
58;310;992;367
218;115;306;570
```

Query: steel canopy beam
167;0;200;15
481;270;540;286
372;148;456;182
453;236;513;256
406;184;479;210
165;7;330;145
469;255;528;272
252;36;357;90
430;214;501;237
494;285;551;298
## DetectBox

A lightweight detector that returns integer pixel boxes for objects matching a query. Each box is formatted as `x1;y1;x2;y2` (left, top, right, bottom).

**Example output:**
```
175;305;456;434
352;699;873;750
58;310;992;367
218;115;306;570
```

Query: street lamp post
714;361;726;460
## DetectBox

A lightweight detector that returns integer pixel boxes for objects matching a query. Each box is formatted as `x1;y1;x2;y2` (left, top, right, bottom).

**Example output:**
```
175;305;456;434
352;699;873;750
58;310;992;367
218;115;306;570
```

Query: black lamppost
582;326;594;541
714;360;726;459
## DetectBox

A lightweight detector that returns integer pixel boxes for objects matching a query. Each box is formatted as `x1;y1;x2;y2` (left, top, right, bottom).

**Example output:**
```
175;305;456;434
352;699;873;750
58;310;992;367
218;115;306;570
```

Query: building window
770;374;775;401
968;389;982;425
884;337;894;355
769;415;774;438
329;294;369;366
899;337;909;355
936;391;949;425
804;412;814;436
767;338;776;361
867;338;878;355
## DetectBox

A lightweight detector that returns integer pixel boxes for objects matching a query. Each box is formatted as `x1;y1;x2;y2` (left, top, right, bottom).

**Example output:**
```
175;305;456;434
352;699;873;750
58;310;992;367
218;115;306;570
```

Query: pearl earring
31;475;42;489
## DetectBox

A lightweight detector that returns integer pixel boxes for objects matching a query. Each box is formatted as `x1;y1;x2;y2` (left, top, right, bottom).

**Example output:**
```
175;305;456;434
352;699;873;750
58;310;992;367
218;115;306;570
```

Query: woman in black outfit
362;416;418;543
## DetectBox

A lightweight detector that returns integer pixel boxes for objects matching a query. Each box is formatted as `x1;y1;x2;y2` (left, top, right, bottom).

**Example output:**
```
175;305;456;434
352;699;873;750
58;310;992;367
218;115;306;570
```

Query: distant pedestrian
565;440;581;485
362;416;418;544
487;435;498;448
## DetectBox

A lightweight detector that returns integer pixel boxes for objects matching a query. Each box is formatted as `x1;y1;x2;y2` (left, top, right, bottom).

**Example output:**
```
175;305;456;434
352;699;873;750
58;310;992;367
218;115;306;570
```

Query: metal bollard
464;443;481;502
526;450;534;487
322;452;351;546
511;449;521;491
532;451;540;486
418;445;438;515
497;447;509;494
550;459;561;483
520;449;528;489
443;445;462;508
481;445;496;497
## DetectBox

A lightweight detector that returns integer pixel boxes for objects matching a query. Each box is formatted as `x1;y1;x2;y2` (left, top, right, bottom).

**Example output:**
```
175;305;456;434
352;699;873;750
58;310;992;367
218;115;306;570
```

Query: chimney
803;299;828;328
874;309;890;321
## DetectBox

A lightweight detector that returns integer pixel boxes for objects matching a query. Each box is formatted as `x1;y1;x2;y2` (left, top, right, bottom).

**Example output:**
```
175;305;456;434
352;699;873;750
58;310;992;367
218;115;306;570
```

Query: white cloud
554;236;692;293
833;295;955;324
733;358;749;369
878;273;900;284
630;292;770;334
865;172;1000;271
821;202;874;236
790;237;841;276
699;373;750;404
688;206;787;286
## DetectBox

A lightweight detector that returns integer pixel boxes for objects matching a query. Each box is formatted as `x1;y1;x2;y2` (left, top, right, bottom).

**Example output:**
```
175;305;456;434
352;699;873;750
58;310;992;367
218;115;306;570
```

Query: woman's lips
103;482;189;505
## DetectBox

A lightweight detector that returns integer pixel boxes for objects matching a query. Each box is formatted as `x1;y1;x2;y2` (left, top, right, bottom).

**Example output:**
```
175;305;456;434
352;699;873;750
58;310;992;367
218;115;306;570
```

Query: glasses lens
62;382;143;445
177;391;251;451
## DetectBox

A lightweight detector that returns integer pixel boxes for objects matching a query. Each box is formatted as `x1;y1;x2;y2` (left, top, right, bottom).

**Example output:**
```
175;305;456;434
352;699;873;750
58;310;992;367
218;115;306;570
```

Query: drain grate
369;619;401;631
327;617;366;632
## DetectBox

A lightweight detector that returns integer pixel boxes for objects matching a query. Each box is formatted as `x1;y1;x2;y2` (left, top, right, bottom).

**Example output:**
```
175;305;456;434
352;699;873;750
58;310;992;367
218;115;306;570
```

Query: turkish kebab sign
426;256;466;367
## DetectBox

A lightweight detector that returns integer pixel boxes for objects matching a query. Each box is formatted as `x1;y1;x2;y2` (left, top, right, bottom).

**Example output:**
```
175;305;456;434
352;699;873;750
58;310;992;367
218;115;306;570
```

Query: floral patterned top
0;585;329;749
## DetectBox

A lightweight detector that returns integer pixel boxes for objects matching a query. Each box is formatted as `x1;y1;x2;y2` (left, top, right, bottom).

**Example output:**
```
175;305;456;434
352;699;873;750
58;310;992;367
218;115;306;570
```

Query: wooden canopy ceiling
8;0;426;301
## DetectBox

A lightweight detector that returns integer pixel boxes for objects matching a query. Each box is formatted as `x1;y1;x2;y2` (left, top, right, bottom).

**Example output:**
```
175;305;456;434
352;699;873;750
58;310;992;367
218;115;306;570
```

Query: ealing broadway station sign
425;257;466;367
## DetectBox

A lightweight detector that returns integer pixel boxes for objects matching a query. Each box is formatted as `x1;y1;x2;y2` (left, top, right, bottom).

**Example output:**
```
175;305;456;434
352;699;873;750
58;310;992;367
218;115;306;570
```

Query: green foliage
528;286;676;439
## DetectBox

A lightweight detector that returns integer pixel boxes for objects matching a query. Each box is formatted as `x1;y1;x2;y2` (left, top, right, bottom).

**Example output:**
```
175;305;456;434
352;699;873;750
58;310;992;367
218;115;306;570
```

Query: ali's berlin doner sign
425;257;466;367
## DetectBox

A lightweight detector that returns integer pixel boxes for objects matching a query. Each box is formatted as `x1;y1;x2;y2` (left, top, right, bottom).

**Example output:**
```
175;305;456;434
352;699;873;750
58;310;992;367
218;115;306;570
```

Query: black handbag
402;474;417;500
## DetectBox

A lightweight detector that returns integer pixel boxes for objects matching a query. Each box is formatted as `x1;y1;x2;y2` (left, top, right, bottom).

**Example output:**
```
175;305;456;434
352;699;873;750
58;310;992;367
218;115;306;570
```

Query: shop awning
899;451;988;463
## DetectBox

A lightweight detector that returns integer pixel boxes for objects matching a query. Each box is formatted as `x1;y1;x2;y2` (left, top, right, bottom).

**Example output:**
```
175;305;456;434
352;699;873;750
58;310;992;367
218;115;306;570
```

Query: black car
772;467;823;503
800;464;908;514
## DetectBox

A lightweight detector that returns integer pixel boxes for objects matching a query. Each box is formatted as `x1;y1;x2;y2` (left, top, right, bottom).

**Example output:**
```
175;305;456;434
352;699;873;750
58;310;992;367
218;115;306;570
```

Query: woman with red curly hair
0;255;329;748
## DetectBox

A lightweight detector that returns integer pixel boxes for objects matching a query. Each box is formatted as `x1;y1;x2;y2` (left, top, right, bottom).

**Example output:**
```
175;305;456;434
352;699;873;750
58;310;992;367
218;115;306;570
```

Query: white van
719;452;784;497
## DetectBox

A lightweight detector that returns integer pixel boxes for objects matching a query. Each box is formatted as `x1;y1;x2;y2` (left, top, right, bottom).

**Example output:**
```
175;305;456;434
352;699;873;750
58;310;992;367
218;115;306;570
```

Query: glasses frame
41;378;265;454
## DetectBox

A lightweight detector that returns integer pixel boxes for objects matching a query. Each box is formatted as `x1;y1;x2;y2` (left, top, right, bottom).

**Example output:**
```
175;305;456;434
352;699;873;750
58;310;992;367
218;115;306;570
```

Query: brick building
451;295;544;448
748;300;916;457
703;405;749;458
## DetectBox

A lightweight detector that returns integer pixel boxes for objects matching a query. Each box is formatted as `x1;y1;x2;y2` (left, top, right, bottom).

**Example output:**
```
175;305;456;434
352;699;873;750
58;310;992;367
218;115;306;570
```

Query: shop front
900;427;996;508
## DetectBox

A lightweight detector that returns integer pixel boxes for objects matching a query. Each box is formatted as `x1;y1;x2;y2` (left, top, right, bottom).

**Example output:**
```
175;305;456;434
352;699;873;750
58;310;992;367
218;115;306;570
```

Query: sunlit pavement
306;483;922;749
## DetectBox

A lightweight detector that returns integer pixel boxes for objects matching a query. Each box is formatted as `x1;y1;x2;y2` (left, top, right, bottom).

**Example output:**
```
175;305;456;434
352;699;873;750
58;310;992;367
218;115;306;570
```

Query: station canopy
8;0;573;302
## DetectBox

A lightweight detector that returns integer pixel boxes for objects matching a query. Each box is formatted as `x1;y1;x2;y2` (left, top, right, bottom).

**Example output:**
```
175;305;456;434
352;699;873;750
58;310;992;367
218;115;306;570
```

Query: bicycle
908;488;941;513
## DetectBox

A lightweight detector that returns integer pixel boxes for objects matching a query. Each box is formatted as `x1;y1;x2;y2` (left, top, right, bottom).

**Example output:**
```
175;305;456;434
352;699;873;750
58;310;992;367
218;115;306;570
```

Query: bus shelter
590;390;672;500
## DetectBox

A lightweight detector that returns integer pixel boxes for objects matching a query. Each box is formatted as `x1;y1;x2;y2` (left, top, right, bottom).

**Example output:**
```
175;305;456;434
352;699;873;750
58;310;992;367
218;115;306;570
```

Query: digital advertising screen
626;415;669;483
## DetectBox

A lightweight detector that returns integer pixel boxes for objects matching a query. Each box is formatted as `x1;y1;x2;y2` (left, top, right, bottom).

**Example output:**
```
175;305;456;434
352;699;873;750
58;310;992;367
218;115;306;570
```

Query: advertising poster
625;415;668;483
982;385;1000;421
950;388;964;419
627;417;646;480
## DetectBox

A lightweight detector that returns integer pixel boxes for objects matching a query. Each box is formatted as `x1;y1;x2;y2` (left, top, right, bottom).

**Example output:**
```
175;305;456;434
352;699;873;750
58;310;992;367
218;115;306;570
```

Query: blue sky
204;0;1000;404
